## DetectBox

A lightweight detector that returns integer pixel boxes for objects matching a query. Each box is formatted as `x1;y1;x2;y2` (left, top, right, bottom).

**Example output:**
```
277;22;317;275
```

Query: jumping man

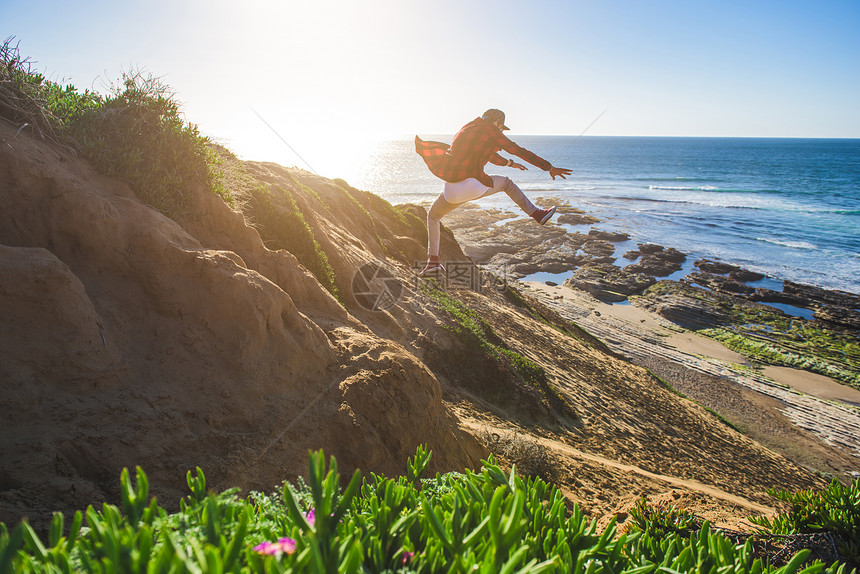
415;109;572;275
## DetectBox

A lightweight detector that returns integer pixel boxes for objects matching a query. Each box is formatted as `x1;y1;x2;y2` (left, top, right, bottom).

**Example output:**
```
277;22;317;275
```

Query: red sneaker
419;257;446;276
531;206;557;225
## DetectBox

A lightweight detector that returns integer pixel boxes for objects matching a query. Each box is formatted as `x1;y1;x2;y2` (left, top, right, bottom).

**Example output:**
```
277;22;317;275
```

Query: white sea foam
756;237;818;250
649;185;718;192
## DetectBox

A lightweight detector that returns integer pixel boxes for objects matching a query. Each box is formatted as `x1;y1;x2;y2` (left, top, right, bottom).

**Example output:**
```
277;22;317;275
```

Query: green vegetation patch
331;179;375;224
1;38;100;141
288;174;327;208
3;447;856;573
393;206;428;245
420;282;575;419
751;478;860;565
1;39;229;217
335;180;397;217
641;281;860;390
629;478;860;569
71;73;228;216
700;327;860;390
247;183;341;302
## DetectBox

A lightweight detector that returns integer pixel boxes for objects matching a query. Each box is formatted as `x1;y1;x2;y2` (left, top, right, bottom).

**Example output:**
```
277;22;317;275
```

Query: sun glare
303;133;388;184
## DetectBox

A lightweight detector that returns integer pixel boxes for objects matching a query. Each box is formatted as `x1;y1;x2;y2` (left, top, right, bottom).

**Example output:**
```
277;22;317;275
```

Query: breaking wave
648;185;780;193
755;237;818;250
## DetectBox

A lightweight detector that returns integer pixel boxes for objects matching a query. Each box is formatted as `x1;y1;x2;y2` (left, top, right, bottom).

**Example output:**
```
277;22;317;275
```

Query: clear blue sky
4;0;859;172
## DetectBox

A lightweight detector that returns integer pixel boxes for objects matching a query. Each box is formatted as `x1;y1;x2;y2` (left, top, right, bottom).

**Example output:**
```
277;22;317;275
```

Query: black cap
481;108;509;130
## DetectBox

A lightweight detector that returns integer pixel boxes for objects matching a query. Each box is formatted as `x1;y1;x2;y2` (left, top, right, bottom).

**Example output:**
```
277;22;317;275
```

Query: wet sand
762;365;860;406
525;281;858;409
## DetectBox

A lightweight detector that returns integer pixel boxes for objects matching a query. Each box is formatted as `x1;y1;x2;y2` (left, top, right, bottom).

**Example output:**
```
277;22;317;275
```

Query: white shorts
443;177;495;204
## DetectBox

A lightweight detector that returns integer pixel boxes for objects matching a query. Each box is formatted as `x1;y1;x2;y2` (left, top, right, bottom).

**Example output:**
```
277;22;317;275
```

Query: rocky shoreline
439;197;860;451
442;197;860;333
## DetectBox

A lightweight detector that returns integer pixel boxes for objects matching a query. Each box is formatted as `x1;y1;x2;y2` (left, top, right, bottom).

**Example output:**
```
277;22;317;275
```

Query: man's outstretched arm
548;166;572;180
498;135;571;179
507;161;571;180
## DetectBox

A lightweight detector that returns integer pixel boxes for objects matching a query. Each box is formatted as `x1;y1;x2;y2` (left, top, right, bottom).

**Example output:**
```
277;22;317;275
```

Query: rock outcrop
564;264;656;303
623;244;687;277
586;229;629;242
687;262;860;330
634;286;733;329
695;259;765;283
687;272;756;295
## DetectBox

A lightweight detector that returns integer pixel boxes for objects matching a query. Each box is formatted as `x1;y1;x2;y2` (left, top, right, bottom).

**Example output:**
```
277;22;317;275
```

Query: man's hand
510;161;527;171
548;166;572;180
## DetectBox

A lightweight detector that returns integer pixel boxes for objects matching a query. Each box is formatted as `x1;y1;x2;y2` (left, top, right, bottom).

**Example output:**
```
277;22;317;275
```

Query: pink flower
401;551;415;565
253;537;297;556
253;541;278;555
304;508;315;526
276;537;297;554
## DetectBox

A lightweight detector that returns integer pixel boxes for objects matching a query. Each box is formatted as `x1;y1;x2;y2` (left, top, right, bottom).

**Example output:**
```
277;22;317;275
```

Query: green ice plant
186;466;208;504
279;449;363;573
630;521;834;574
410;459;622;574
407;444;432;485
626;497;702;539
751;478;860;564
1;511;82;574
2;447;856;574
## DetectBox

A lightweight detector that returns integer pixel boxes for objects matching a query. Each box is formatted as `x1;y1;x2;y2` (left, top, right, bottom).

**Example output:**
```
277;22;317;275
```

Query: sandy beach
523;280;858;406
519;280;860;472
761;365;860;406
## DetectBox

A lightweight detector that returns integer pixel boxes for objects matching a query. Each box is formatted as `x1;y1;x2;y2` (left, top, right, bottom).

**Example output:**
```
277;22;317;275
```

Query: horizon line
410;133;860;140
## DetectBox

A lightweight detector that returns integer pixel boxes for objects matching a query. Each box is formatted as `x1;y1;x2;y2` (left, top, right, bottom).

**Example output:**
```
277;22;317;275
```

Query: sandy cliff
0;122;837;528
0;123;480;524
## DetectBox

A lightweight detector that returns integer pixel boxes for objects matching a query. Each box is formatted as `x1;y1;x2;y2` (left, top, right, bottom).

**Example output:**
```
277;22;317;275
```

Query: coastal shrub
69;71;228;216
2;447;854;574
0;37;99;143
247;183;341;301
478;428;560;484
1;39;229;217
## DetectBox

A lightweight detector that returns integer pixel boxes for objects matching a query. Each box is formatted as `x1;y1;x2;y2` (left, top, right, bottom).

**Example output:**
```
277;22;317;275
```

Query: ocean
339;136;860;294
